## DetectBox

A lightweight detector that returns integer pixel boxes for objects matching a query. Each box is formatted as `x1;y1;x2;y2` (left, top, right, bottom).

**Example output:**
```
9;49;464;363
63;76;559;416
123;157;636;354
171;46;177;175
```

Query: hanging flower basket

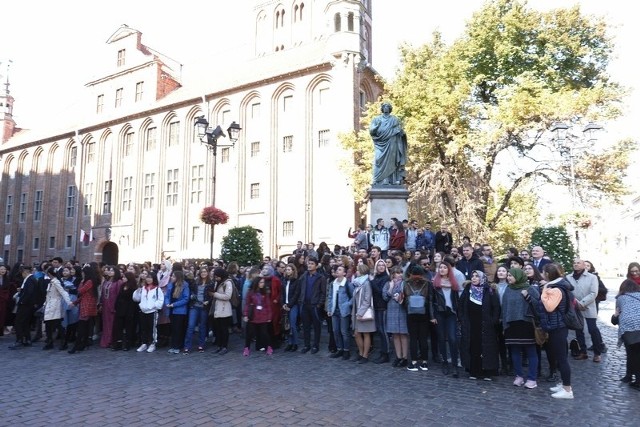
200;206;229;226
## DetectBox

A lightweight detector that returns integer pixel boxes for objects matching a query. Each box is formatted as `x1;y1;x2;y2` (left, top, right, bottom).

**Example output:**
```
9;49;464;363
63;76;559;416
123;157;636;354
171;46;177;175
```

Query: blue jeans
435;310;458;366
510;344;538;381
575;317;603;355
184;306;207;350
374;309;389;354
332;313;351;351
287;305;300;345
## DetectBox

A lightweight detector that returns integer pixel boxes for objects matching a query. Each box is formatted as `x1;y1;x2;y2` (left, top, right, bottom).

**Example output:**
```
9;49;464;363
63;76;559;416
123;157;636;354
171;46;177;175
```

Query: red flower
200;206;229;225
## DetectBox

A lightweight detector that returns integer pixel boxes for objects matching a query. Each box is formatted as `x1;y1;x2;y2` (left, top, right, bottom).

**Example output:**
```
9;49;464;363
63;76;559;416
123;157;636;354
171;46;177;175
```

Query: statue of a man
370;102;407;186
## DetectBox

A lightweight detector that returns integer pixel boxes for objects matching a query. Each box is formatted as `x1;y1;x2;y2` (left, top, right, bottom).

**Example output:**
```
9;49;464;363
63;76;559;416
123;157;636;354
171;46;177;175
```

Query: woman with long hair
294;253;307;277
42;266;71;350
111;271;138;351
60;267;80;350
430;252;445;275
494;264;510;375
282;263;301;352
164;270;190;354
352;263;375;364
242;276;273;356
384;266;409;367
536;263;574;399
68;265;99;354
403;265;433;372
99;265;123;348
432;261;460;376
612;278;640;387
326;264;353;360
184;267;213;354
133;272;164;353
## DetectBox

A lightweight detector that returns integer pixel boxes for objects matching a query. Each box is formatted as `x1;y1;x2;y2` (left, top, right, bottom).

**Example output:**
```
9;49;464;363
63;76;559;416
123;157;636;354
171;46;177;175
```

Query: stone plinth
367;185;410;225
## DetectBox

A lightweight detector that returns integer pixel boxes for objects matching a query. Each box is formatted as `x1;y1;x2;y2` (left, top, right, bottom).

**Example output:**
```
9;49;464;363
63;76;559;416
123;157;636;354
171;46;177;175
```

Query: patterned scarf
470;270;487;305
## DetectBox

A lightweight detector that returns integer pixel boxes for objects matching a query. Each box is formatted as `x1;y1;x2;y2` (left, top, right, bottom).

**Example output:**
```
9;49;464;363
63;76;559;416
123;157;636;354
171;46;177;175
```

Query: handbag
407;284;426;315
559;287;584;330
534;326;548;346
622;330;640;346
358;285;374;321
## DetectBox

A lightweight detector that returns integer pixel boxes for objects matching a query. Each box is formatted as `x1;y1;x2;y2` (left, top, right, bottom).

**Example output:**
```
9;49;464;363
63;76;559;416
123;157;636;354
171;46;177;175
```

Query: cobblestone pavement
1;277;636;427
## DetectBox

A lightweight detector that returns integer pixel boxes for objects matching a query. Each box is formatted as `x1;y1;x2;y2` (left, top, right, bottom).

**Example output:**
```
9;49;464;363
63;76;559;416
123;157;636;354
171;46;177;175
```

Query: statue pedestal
367;185;410;226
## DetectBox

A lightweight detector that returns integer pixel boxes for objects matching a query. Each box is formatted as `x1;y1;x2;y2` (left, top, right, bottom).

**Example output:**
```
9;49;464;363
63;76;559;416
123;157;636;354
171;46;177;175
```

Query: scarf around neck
469;270;487;305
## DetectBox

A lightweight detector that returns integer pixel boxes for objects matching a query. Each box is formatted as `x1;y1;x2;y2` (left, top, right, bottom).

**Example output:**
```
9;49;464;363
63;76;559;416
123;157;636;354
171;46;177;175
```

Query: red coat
267;276;282;334
243;291;272;324
77;280;98;320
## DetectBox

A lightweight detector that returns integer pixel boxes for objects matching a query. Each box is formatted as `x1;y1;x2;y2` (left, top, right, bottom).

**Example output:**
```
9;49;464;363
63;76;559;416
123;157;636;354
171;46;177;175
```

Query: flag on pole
79;229;86;243
89;229;93;242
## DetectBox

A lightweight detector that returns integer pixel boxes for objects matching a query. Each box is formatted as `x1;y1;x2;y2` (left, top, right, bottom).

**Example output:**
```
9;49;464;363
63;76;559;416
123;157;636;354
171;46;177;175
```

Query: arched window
276;11;280;29
294;5;298;23
281;9;285;27
347;12;354;31
334;13;341;32
300;3;304;20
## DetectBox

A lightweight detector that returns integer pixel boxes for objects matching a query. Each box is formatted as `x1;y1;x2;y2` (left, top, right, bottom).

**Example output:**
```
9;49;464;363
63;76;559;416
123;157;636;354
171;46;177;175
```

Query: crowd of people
1;219;639;400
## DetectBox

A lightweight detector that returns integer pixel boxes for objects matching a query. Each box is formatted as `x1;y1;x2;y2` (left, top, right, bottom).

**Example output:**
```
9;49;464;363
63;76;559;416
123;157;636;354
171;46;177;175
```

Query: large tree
341;0;633;244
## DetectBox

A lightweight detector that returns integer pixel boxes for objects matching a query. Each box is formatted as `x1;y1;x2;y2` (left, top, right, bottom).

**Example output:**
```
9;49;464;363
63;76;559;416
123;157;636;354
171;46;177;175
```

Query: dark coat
370;272;390;311
281;277;301;308
458;283;501;371
435;232;453;254
432;286;459;316
298;271;327;307
456;255;485;281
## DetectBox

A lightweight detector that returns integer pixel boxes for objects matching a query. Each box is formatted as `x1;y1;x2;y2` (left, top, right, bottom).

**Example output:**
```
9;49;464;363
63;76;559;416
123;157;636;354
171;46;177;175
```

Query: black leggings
245;322;270;350
44;319;63;344
548;327;571;386
407;315;429;362
214;317;231;348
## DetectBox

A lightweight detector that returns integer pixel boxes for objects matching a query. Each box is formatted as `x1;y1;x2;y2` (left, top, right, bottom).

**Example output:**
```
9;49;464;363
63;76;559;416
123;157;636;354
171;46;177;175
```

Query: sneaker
513;376;525;387
198;346;204;353
593;355;602;363
524;380;537;389
146;344;156;353
398;358;408;368
551;388;574;399
167;348;176;354
419;362;429;371
407;362;419;372
483;377;493;382
468;376;478;380
136;344;148;352
549;383;563;393
219;348;228;355
243;347;250;357
266;346;273;356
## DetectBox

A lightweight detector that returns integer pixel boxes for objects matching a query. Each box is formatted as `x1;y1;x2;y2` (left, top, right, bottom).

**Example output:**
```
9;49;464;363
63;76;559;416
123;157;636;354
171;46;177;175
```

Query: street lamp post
194;115;242;259
550;120;603;256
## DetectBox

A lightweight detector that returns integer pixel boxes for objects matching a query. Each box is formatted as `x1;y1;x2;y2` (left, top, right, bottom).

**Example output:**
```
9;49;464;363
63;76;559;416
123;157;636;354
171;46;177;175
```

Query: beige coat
43;278;72;321
212;279;233;318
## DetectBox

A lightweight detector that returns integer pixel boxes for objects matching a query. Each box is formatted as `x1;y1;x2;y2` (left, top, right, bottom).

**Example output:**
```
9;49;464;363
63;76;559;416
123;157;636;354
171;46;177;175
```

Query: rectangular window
142;229;149;244
122;176;133;211
221;110;231;126
145;127;157;151
103;180;112;214
191;226;200;242
190;165;203;204
34;190;43;221
166;169;179;207
283;221;294;237
283;135;293;152
250;183;260;199
19;193;26;222
318;129;330;147
49;236;55;249
319;88;329;105
359;90;366;110
143;173;155;209
167;227;175;243
251;102;261;119
96;94;104;113
135;81;144;102
283;95;293;112
33;237;40;250
117;49;126;66
115;88;123;107
221;147;230;163
84;183;93;216
69;146;77;168
66;235;73;248
87;142;96;163
123;131;134;156
5;195;11;224
168;121;180;146
66;186;76;218
250;141;260;157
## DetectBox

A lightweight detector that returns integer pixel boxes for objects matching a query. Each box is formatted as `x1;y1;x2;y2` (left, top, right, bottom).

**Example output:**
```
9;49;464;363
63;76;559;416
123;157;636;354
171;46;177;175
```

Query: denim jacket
325;278;354;318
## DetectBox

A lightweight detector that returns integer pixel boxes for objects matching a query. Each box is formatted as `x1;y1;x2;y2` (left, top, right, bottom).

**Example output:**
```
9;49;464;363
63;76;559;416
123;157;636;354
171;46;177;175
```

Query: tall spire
1;59;16;143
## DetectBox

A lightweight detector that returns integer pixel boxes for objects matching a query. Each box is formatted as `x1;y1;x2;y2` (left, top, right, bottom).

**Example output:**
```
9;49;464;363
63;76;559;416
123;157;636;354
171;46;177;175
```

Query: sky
1;0;638;144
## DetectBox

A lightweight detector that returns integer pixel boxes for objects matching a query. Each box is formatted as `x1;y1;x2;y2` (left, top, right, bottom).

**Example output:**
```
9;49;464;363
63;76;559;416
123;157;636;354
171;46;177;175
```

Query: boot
442;362;450;375
342;351;351;360
453;366;460;378
330;350;344;359
374;353;390;364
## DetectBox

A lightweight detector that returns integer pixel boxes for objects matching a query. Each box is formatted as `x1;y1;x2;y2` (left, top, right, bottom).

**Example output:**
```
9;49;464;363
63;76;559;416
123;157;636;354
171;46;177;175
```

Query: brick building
0;0;383;265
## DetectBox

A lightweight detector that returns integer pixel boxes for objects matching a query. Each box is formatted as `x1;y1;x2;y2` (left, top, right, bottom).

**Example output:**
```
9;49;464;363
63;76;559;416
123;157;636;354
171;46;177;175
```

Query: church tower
0;61;16;144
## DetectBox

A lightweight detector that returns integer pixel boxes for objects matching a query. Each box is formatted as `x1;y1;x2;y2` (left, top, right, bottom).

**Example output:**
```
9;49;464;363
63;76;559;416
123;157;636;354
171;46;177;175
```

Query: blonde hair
172;270;185;299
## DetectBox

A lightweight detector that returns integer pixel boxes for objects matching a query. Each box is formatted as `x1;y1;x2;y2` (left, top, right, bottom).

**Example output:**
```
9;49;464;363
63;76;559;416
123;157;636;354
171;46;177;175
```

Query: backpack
569;338;580;357
407;283;426;315
595;278;608;302
560;287;584;331
228;279;240;308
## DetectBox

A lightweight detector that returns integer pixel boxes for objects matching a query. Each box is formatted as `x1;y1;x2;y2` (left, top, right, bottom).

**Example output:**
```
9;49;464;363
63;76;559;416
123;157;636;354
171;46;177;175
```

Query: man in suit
531;246;551;271
9;265;41;349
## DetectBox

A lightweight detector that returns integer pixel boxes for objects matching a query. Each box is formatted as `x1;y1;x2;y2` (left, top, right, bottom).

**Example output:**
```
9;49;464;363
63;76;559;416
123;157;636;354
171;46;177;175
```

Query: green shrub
220;226;263;267
530;226;576;272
